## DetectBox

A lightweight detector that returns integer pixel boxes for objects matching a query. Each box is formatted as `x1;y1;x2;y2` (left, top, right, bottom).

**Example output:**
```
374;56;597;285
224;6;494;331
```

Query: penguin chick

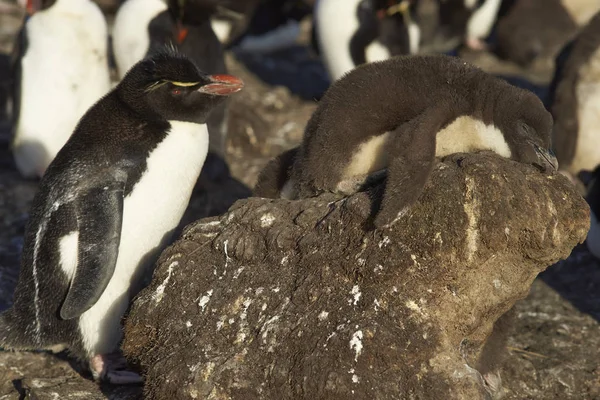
11;0;111;178
255;55;556;229
550;11;600;177
0;50;243;384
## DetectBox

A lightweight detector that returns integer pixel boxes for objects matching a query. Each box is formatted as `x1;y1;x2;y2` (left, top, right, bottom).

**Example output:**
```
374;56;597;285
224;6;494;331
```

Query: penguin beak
197;74;244;96
22;0;41;15
533;144;559;172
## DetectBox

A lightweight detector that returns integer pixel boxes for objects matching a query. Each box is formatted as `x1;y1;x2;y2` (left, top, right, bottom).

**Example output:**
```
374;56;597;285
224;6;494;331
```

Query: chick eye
518;121;534;135
172;88;182;95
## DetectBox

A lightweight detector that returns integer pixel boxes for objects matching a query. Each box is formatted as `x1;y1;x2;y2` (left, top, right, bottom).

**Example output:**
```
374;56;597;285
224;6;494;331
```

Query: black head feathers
117;48;243;123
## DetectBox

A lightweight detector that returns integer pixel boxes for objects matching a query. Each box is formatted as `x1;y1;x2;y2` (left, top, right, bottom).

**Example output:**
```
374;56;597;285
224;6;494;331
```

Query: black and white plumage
11;0;111;178
255;55;557;229
0;51;243;384
315;0;421;81
438;0;506;50
585;166;600;259
550;11;600;176
112;0;230;161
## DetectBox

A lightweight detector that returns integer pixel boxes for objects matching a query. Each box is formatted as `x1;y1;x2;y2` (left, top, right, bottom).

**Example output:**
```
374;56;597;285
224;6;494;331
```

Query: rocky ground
0;0;599;399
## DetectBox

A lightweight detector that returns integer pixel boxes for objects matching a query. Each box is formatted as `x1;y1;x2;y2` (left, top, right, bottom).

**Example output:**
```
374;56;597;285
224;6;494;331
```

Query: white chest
112;0;168;78
20;3;109;117
211;19;233;43
118;121;209;265
342;116;511;181
571;46;600;174
15;1;110;174
365;41;391;64
316;0;363;81
467;0;503;40
76;122;209;355
435;116;511;158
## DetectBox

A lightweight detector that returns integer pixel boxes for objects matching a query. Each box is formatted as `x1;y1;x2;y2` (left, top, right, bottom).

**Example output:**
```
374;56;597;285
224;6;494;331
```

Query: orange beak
25;0;41;15
197;75;244;96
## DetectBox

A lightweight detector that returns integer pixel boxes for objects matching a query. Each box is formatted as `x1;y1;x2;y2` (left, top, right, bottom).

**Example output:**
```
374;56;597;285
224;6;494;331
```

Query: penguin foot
90;353;143;385
482;371;502;395
465;37;487;51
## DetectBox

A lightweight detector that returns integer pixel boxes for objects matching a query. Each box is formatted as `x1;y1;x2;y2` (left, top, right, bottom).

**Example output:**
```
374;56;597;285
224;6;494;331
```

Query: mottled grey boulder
123;152;588;400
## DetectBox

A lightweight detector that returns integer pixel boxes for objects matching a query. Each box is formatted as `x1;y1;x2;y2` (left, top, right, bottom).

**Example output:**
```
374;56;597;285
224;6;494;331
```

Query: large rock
123;152;588;400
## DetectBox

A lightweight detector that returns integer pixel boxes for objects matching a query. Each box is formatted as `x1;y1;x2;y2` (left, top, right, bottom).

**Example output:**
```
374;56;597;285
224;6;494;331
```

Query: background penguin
584;165;600;259
230;0;312;55
494;0;600;68
254;55;557;229
315;0;421;82
0;50;244;384
210;0;261;47
11;0;111;179
111;0;168;78
113;0;231;181
437;0;505;51
549;11;600;178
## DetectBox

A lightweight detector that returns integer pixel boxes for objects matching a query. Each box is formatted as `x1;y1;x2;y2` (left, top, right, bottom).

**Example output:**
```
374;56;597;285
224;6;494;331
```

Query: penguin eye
172;88;182;95
518;121;534;136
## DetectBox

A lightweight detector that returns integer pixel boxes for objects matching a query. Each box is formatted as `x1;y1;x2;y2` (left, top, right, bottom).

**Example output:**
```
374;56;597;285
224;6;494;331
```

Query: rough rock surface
123;153;588;399
0;351;143;400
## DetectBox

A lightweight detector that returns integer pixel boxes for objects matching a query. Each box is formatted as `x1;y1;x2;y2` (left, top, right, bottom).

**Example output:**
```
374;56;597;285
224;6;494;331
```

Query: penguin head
497;90;558;172
18;0;56;15
168;0;221;23
118;51;243;124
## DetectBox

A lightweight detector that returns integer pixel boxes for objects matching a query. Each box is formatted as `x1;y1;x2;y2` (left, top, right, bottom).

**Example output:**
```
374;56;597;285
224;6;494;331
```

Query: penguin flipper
374;109;448;229
60;182;125;320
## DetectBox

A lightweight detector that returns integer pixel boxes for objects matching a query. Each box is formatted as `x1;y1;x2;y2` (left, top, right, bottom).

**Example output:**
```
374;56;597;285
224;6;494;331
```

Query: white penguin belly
343;116;511;180
316;0;363;81
571;47;600;174
112;0;168;78
211;19;233;43
14;2;110;178
407;21;421;55
587;209;600;259
466;0;502;41
435;116;511;158
77;121;209;356
365;41;391;64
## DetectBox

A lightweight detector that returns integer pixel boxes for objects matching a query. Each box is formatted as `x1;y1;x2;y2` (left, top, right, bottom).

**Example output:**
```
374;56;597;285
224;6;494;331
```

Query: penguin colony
0;0;598;389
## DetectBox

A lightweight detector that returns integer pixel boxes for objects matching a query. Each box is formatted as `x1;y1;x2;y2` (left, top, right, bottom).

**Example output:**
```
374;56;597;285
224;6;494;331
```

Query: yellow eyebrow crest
145;81;167;92
168;81;200;87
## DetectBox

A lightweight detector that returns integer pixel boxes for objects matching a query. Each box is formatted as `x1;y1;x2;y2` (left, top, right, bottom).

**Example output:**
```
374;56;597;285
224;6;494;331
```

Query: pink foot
90;353;143;385
465;37;488;51
483;371;502;393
